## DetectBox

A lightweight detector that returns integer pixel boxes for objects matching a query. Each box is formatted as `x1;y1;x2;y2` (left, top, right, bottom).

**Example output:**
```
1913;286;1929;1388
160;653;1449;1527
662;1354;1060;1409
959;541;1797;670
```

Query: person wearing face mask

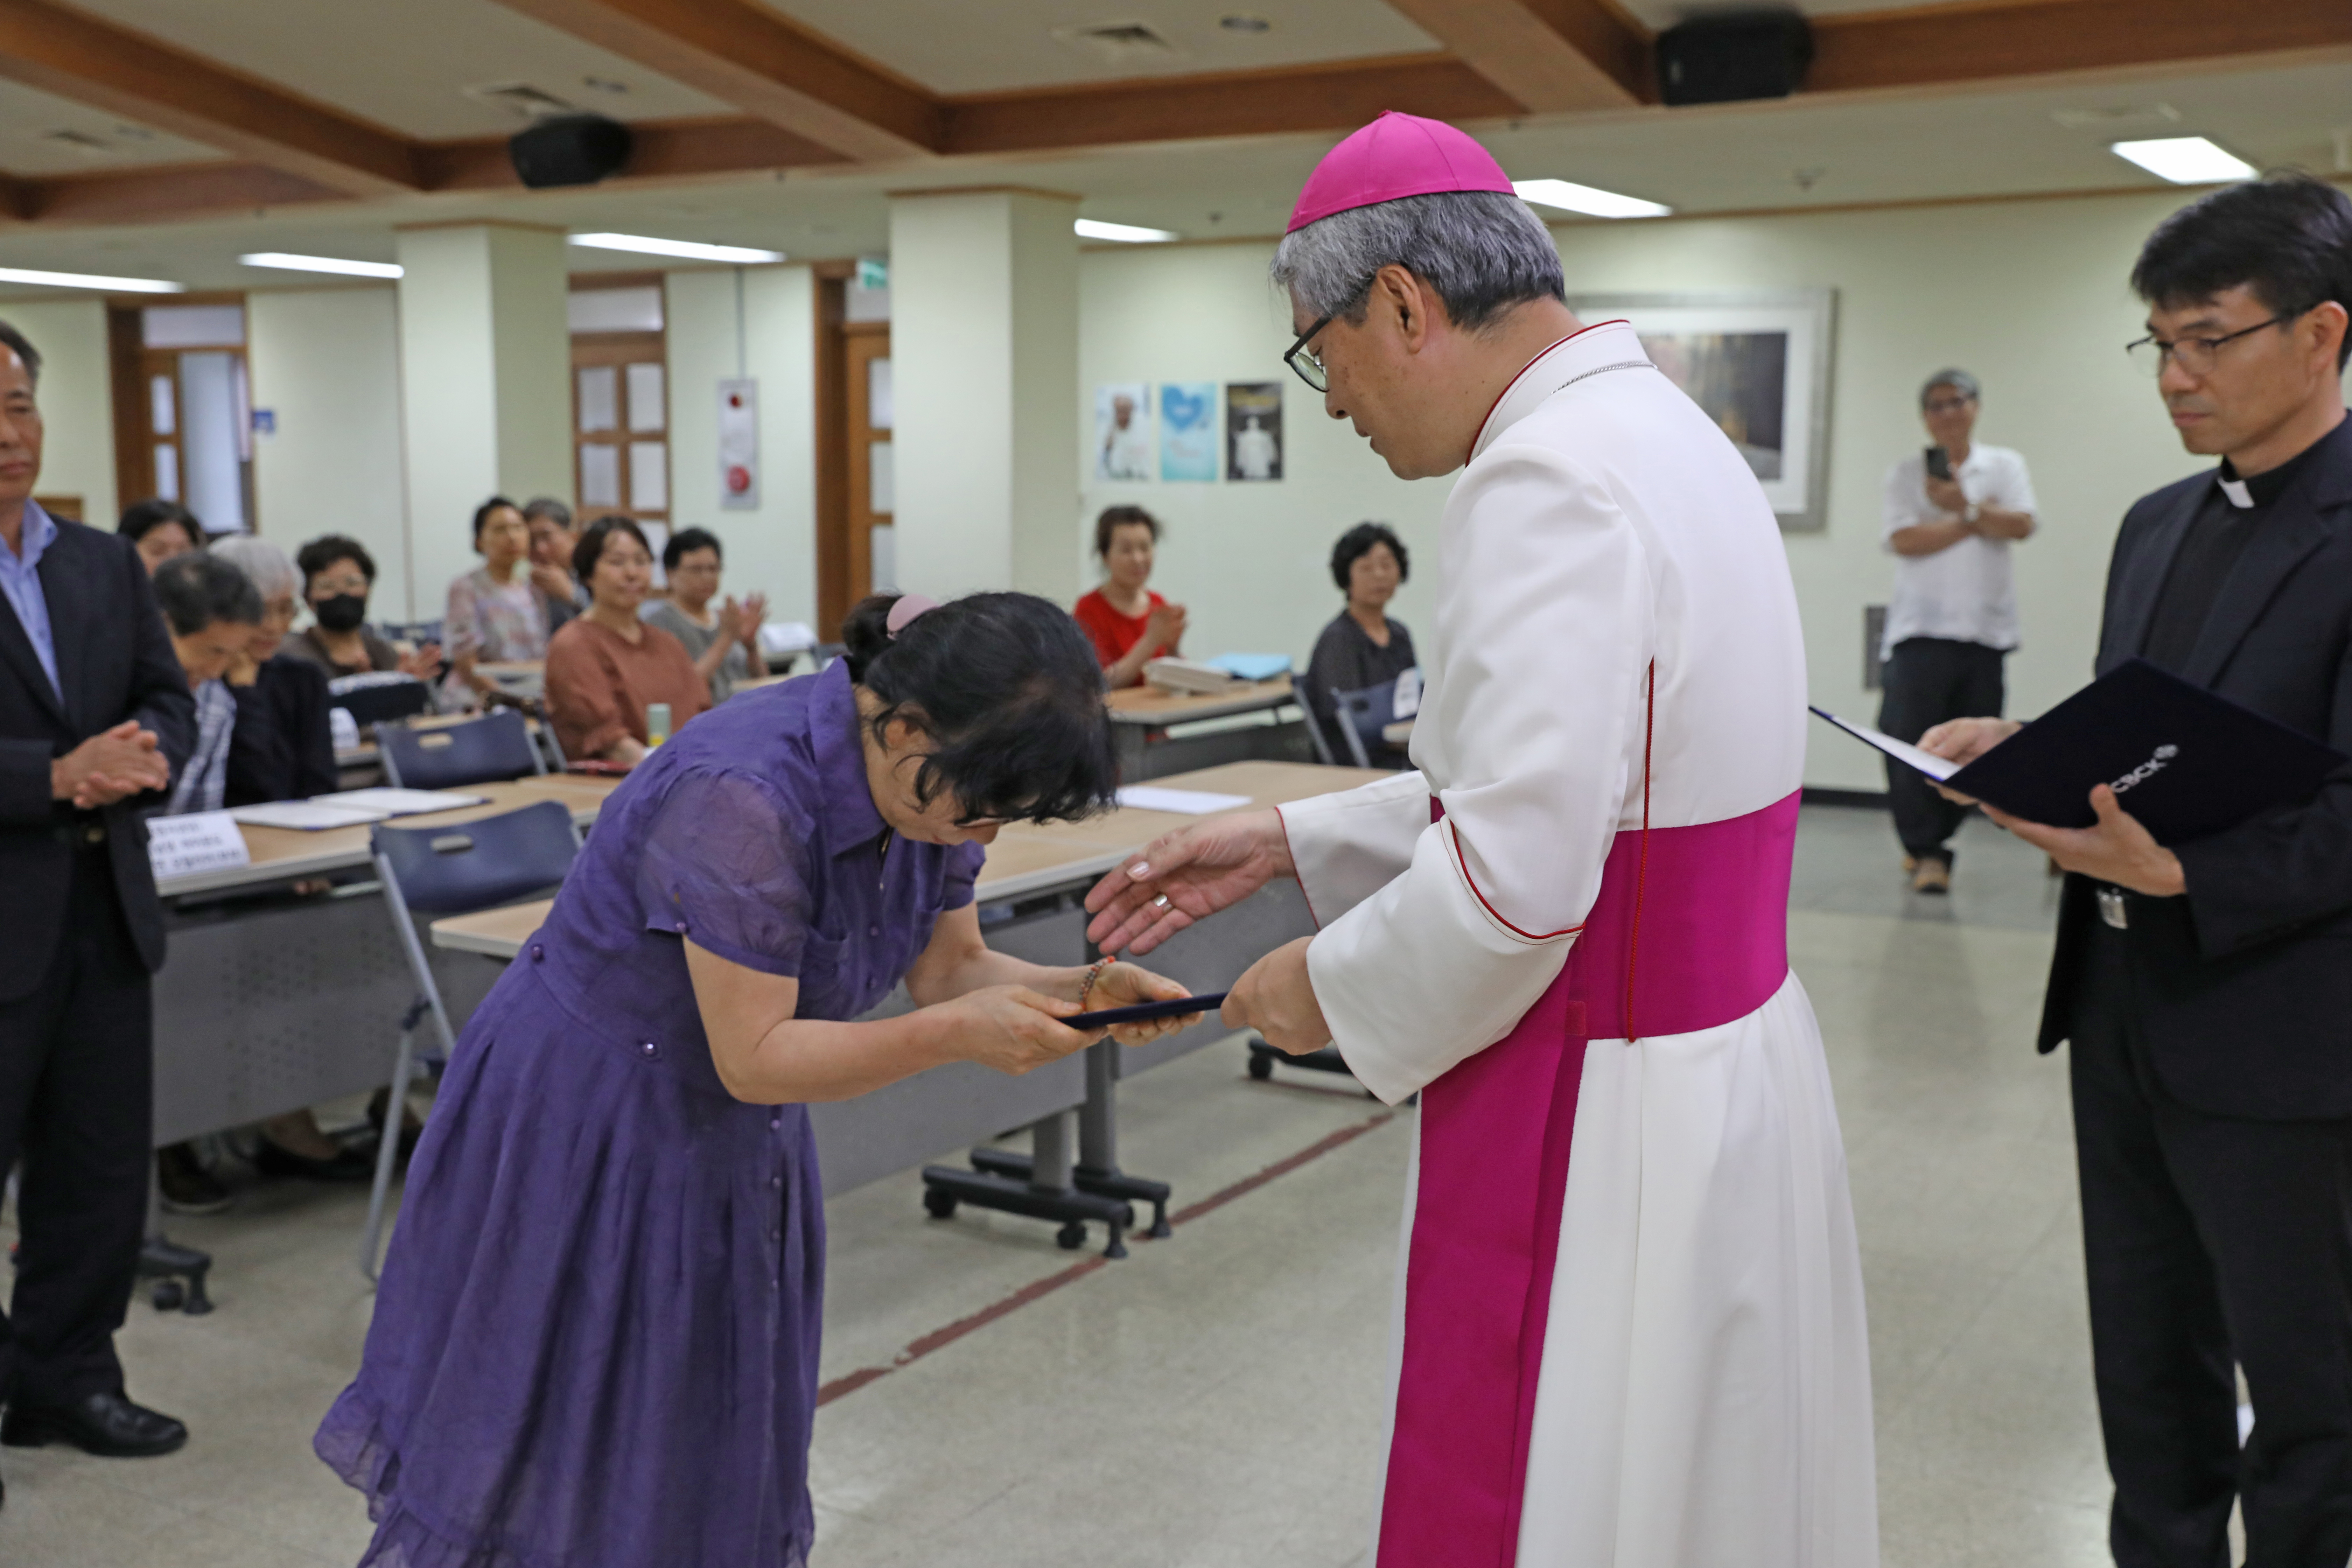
543;514;709;767
317;590;1191;1567
284;534;441;681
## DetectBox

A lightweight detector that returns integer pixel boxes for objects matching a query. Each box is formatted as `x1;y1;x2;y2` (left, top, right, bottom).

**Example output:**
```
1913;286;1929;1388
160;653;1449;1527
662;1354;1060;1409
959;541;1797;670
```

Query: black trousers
2070;924;2352;1567
1875;636;2006;863
0;843;152;1408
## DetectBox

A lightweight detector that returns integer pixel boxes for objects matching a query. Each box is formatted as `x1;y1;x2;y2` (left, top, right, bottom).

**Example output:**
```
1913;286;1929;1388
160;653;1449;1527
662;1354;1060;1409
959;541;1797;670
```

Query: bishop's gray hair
1272;190;1565;331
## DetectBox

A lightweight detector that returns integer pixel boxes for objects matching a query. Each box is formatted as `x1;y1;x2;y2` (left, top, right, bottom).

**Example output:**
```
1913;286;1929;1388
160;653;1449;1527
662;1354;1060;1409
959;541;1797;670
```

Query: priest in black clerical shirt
1924;174;2352;1568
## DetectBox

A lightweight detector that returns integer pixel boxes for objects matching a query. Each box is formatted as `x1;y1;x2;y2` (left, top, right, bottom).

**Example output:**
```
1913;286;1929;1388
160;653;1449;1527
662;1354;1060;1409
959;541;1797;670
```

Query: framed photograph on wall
1562;288;1837;531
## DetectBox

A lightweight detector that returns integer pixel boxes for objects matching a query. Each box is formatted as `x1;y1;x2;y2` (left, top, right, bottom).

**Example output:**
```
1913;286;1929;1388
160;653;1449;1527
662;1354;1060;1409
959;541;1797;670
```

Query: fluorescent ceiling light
1075;218;1178;244
1513;178;1672;220
0;265;180;294
2109;136;2256;185
568;232;783;264
240;252;403;279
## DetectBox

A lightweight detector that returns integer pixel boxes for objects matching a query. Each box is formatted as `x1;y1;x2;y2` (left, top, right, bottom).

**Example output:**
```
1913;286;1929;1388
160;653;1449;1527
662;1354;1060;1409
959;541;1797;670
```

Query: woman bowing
318;591;1190;1567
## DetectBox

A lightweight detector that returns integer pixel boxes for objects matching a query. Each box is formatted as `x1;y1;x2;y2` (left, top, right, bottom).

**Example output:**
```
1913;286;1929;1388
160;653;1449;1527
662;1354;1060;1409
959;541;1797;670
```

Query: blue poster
1158;382;1218;482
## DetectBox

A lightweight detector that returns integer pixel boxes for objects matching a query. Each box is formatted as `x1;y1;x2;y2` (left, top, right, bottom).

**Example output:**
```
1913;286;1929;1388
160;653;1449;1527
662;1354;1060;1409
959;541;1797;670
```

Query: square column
888;188;1079;599
396;223;573;619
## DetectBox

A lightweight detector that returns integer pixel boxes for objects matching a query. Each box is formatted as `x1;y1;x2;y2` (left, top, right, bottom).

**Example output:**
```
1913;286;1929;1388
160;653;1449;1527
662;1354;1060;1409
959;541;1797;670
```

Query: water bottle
646;702;672;746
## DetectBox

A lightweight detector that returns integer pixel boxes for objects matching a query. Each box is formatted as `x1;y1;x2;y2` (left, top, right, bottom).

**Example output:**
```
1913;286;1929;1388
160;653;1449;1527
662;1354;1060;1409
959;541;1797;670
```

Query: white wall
664;265;819;628
1079;187;2221;790
247;287;410;614
0;297;117;526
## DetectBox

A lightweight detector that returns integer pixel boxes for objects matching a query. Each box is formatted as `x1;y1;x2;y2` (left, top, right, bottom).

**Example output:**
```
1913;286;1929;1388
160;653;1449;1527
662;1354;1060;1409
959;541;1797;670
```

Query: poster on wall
1158;382;1218;482
1563;289;1837;531
1095;383;1153;481
1224;382;1283;481
717;378;759;510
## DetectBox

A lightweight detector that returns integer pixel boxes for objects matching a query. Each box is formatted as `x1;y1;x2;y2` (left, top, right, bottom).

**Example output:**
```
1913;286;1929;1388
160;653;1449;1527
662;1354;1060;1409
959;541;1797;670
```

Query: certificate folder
1811;659;2346;844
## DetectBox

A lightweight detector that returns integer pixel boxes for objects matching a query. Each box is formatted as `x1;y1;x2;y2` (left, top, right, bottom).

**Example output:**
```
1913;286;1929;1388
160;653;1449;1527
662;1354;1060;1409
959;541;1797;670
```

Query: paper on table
1808;707;1958;781
147;811;251;880
228;801;389;831
1115;785;1254;815
318;787;488;816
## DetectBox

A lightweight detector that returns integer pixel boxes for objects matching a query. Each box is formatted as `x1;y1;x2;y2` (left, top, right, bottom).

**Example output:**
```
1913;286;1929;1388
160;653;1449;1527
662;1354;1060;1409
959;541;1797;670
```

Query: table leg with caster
919;1108;1134;1259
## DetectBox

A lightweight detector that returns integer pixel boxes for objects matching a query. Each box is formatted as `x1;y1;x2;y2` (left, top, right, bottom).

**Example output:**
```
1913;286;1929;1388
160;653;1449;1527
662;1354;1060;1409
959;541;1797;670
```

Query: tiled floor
0;806;2134;1567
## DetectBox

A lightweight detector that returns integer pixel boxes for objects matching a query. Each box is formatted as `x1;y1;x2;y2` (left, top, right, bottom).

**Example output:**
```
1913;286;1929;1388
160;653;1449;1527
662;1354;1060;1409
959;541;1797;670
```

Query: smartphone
1924;445;1952;481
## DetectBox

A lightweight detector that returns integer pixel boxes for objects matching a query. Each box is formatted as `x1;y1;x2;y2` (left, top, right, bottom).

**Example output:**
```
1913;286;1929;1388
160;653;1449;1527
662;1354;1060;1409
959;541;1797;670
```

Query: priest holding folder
1924;174;2352;1568
1087;113;1876;1566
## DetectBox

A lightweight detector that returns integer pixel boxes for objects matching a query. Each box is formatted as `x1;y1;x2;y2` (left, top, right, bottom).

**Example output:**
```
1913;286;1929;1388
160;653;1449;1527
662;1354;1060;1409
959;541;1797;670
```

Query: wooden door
571;331;670;550
845;324;892;607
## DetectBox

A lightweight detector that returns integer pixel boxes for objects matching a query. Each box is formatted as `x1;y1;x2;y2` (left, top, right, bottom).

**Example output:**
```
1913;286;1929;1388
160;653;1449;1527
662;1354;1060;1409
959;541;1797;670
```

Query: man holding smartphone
1876;368;2038;891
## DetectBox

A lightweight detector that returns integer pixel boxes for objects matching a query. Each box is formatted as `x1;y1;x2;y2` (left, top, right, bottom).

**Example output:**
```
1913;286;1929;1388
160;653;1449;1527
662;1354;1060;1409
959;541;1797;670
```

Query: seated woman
318;591;1191;1564
1073;504;1186;688
544;515;708;766
641;526;767;703
118;497;201;576
284;533;441;680
445;496;548;703
210;535;338;808
1304;521;1419;768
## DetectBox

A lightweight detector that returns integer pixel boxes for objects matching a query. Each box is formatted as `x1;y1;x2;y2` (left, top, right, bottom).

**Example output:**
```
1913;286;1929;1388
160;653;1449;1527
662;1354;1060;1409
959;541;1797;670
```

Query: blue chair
360;800;580;1278
378;708;544;790
1331;678;1403;770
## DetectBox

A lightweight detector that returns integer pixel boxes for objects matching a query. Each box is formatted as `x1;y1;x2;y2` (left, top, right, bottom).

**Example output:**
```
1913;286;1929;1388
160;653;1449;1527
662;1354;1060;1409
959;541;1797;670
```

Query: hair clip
886;594;941;639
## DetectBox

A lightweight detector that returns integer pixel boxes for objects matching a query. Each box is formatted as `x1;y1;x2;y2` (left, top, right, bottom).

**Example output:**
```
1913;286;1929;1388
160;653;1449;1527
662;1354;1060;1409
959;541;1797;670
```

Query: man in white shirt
1877;369;2037;891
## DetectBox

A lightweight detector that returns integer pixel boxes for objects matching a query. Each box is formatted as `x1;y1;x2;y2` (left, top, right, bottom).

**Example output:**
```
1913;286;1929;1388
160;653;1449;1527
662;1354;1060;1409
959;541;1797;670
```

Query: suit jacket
0;516;195;999
2039;416;2352;1119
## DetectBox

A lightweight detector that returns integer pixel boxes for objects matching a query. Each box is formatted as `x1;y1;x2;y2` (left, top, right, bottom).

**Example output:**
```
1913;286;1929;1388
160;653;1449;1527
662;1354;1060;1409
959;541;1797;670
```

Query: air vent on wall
1050;21;1184;66
463;82;578;120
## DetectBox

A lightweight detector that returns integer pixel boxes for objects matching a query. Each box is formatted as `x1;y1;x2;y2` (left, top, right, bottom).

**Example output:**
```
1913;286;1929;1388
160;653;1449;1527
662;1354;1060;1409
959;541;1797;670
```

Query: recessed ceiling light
2051;103;2178;131
1074;218;1179;244
1220;13;1272;31
240;252;403;279
0;266;180;293
568;232;784;264
1513;178;1672;220
2110;136;2256;185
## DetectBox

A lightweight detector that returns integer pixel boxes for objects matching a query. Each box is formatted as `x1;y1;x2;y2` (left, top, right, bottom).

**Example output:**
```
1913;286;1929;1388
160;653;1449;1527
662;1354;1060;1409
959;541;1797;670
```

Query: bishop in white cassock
1086;113;1877;1567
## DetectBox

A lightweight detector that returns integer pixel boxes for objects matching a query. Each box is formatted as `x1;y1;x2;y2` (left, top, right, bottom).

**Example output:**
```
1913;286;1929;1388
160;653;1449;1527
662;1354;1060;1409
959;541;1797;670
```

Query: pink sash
1377;790;1800;1567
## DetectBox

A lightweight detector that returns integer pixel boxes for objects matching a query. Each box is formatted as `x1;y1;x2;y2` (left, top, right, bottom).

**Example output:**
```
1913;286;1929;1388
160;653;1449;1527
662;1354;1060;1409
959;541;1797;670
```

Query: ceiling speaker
509;113;633;189
1655;12;1813;106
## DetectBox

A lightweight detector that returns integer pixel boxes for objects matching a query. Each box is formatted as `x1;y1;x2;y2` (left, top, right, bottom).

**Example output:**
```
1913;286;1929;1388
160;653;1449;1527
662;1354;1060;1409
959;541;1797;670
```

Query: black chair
379;709;543;790
359;800;580;1278
328;673;434;728
1331;678;1402;770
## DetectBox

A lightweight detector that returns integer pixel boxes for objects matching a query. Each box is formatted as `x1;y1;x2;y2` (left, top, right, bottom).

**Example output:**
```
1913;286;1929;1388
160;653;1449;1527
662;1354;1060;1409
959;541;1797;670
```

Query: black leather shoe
253;1135;377;1182
1;1391;187;1457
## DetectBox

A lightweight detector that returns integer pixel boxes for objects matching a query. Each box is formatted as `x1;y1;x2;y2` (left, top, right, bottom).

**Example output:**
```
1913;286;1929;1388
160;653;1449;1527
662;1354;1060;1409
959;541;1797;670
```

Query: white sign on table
145;812;251;881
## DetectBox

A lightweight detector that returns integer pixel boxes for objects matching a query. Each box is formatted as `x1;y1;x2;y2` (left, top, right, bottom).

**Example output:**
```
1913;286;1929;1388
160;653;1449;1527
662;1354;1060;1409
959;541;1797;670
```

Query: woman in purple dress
317;592;1190;1566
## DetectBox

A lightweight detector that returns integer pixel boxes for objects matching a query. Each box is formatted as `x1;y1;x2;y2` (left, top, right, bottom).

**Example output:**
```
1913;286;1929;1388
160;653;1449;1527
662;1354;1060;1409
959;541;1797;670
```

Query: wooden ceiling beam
1807;0;2352;96
944;53;1521;157
486;0;942;162
416;116;848;192
1380;0;1649;112
17;161;345;225
0;0;418;196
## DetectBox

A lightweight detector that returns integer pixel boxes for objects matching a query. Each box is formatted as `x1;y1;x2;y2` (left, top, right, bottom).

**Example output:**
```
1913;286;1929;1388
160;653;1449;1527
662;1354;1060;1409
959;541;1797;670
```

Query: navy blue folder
1065;991;1226;1030
1815;659;2346;844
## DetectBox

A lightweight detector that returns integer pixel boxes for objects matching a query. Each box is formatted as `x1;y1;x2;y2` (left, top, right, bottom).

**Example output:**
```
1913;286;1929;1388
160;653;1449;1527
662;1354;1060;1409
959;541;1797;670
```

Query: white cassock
1278;321;1877;1567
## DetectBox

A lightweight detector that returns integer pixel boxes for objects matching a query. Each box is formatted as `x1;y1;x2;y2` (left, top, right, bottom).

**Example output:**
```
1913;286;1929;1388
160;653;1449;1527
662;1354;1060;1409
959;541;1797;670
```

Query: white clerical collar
2218;473;2253;509
1470;319;1654;463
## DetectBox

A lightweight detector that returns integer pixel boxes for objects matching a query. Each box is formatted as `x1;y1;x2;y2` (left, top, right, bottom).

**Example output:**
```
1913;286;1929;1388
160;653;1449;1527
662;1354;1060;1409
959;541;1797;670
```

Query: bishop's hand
1084;807;1293;955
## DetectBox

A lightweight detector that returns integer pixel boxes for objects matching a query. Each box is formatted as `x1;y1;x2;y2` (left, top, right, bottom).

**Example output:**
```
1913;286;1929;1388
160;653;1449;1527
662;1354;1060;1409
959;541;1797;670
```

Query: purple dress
317;661;982;1568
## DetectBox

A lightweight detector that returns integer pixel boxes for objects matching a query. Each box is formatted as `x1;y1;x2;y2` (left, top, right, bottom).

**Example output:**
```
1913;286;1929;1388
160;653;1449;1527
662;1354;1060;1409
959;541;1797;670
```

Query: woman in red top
1072;505;1186;688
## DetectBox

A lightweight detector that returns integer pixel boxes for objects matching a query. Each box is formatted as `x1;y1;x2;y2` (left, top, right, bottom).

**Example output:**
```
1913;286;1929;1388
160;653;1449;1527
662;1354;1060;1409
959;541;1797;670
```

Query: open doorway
812;268;891;638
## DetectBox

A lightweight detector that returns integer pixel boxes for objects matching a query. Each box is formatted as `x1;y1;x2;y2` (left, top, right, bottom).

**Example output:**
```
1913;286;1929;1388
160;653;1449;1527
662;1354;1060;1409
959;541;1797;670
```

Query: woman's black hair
118;497;201;543
1330;520;1409;593
153;551;262;636
1093;504;1160;559
470;495;519;548
573;514;650;584
841;592;1116;825
2133;171;2352;369
664;526;721;571
296;533;376;591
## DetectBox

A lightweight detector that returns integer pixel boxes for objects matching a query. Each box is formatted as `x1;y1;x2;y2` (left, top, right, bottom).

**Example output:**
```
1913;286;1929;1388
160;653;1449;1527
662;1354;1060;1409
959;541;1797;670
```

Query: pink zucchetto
1286;110;1516;234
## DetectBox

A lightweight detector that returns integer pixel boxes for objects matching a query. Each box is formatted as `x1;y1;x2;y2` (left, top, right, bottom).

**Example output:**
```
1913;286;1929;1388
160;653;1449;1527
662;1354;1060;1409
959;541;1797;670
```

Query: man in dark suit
0;320;196;1510
1927;174;2352;1566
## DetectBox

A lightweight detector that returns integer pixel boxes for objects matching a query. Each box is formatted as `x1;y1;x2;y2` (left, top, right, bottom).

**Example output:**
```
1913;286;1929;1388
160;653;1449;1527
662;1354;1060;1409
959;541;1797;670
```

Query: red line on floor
814;1106;1396;1409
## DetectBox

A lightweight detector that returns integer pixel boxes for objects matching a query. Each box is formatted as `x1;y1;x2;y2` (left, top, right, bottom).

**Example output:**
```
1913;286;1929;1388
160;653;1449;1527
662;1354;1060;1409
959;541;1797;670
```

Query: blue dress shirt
0;500;59;699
